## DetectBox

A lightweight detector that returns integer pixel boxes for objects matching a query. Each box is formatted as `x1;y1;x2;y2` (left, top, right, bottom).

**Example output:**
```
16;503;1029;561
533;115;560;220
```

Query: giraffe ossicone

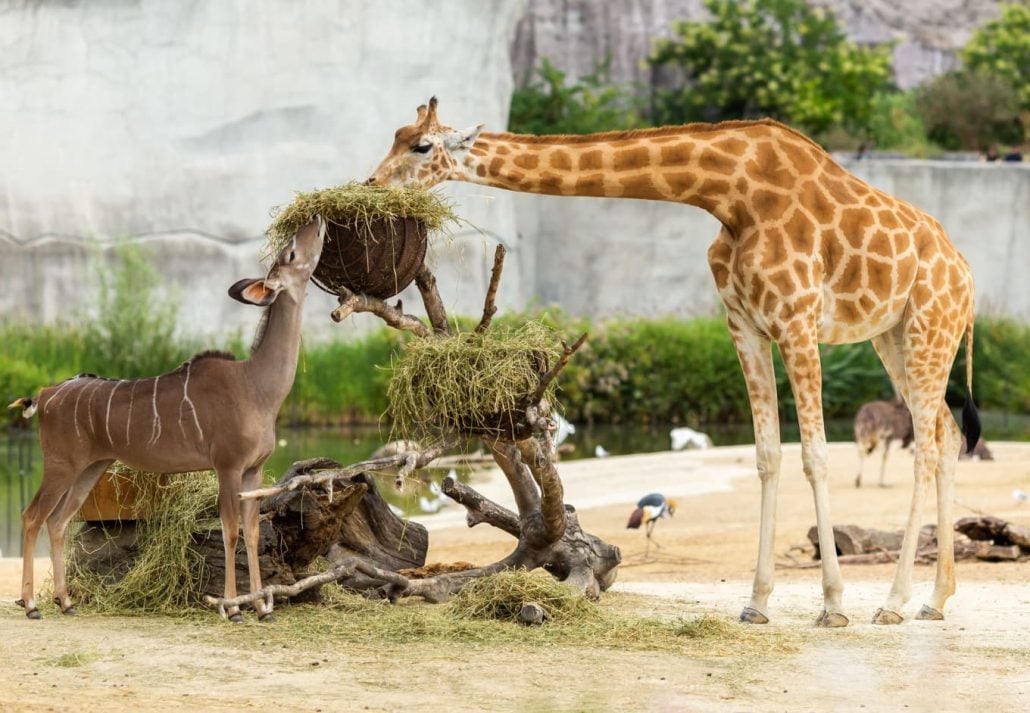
369;97;980;627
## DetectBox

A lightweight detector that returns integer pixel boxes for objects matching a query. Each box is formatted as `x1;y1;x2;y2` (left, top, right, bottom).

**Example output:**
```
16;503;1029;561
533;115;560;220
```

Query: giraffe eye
412;143;432;154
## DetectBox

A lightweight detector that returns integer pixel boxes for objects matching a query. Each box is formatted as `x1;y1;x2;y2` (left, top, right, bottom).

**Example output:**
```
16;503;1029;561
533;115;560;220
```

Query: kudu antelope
12;215;326;621
854;399;914;488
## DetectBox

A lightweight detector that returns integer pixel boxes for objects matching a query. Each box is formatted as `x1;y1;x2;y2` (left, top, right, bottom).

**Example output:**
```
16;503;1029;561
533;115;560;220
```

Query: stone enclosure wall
2;0;1027;345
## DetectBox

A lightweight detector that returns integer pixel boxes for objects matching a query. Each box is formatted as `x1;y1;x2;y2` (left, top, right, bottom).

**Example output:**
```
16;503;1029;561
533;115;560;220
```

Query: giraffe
367;97;980;627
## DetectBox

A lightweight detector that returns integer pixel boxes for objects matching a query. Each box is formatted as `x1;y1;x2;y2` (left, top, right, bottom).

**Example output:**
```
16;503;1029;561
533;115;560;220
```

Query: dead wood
475;245;505;334
414;265;450;335
330;288;431;336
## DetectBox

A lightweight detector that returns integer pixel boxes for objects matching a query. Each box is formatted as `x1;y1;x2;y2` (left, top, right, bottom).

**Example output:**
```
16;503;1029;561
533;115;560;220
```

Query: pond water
3;412;1029;557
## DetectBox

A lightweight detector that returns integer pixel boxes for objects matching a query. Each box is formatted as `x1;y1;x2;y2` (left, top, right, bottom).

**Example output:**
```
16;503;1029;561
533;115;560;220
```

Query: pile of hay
266;183;459;298
387;322;564;441
447;570;599;624
67;465;219;615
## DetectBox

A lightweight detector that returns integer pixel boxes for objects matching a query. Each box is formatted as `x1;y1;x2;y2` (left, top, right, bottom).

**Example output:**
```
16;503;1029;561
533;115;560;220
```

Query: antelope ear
228;278;279;306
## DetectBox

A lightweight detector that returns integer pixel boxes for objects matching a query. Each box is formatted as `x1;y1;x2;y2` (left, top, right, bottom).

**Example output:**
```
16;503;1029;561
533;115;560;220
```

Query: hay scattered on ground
266;182;459;253
447;570;599;623
68;466;219;616
387;322;564;440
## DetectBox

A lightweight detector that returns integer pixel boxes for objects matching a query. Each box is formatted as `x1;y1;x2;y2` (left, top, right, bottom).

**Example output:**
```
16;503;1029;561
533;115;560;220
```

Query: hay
265;182;459;253
447;570;599;623
387;322;564;441
68;465;219;616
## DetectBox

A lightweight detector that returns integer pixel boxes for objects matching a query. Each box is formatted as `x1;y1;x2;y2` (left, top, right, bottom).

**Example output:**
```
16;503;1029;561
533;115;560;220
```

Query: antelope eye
412;143;432;154
289;250;296;262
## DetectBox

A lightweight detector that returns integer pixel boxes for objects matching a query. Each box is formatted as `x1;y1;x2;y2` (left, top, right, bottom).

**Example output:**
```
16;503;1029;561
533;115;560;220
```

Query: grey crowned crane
627;493;677;557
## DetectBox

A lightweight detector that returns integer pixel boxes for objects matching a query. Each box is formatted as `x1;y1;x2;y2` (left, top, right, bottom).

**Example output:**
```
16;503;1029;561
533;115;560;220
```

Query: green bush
962;3;1030;112
508;57;639;135
915;70;1024;151
865;91;937;156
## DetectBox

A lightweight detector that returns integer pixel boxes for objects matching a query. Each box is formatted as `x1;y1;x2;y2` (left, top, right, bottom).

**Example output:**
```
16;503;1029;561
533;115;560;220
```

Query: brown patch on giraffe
548;150;572;171
820;175;858;205
537;173;564;192
699;148;738;176
710;263;730;290
784;210;816;254
735;177;748;194
878;209;901;230
578;150;604;171
508;170;526;183
792;293;819;316
513;154;539;171
868;230;892;258
489;157;505;174
761;289;778;315
712;136;749;155
470;147;487;157
896;255;917;291
835;255;862;291
865;192;883;208
745;142;794;188
867;258;893;295
574;174;607;195
840;207;875;250
761;230;789;268
613;146;651;172
747;275;764;307
893;232;911;255
768;269;796;296
914;227;936;254
777;140;818;175
475;164;487;177
793;260;811;290
834;298;862;324
930;259;948;291
803;181;836;225
664;171;698;196
693;179;731;213
494;144;511;156
752;189;791;221
822;229;845;275
912;282;934;309
659;144;693;166
728;200;755;230
620;173;658;196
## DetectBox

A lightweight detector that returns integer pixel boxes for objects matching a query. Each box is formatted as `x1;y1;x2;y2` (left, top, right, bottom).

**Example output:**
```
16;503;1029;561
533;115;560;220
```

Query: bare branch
476;245;506;334
441;473;520;537
330;287;431;337
414;265;450;336
483;439;541;517
516;437;567;544
532;332;588;404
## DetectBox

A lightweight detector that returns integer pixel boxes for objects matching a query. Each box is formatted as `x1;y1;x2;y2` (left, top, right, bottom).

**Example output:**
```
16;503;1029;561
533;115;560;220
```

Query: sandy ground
1;441;1029;712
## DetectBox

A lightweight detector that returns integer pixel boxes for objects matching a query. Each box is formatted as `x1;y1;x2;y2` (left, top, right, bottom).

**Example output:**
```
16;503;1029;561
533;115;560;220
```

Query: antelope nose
365;176;377;186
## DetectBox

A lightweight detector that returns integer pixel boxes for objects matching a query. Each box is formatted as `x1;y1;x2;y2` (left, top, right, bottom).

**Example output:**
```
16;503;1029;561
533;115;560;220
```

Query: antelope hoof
54;598;76;615
258;612;275;623
26;608;41;620
872;608;904;625
739;607;769;624
228;612;244;624
915;605;944;621
816;610;849;628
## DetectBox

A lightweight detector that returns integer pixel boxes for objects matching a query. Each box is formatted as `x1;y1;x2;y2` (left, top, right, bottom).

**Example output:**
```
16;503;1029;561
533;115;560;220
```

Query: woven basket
312;216;428;299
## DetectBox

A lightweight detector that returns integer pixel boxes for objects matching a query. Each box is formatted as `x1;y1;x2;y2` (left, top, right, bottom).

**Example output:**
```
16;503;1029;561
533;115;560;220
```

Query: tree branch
330;287;431;337
441;473;520;537
532;333;588;404
414;265;450;336
476;245;506;334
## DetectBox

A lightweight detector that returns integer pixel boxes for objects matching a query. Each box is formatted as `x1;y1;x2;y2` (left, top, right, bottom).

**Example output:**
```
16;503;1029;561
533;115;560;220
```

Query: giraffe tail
960;320;980;454
8;397;37;419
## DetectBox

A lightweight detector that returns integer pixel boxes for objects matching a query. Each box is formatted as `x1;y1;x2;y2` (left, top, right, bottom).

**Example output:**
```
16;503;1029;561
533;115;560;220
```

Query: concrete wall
0;0;528;340
3;2;1028;346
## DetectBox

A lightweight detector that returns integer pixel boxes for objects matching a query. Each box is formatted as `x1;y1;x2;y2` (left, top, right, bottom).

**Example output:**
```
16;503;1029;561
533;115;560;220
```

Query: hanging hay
67;465;219;615
267;182;459;299
447;570;599;624
387;322;564;441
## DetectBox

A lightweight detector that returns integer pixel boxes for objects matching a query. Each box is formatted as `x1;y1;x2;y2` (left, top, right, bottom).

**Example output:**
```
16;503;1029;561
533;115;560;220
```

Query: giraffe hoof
816;610;849;628
872;608;904;625
915;605;944;621
258;612;275;623
739;607;769;624
228;612;244;624
26;608;41;620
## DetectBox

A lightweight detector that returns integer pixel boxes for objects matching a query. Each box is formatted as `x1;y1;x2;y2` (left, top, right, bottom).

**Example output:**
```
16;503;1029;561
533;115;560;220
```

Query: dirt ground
2;441;1028;712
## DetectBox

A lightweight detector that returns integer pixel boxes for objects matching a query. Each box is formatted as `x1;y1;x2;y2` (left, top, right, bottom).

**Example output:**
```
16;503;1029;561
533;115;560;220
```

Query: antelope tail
961;321;981;454
8;397;37;419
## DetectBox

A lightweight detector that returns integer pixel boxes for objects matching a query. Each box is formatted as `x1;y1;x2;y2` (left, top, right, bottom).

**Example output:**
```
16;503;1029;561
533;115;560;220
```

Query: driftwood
796;517;1030;568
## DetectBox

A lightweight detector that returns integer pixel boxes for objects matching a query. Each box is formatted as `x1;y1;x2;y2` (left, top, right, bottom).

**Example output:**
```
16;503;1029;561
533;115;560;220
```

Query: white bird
670;427;713;451
554;413;576;446
627;493;678;557
594;444;610;458
1013;489;1029;504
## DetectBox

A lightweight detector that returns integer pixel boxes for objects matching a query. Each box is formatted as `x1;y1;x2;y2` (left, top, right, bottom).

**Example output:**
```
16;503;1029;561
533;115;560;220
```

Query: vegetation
646;0;893;135
962;3;1030;112
915;70;1024;151
508;57;638;135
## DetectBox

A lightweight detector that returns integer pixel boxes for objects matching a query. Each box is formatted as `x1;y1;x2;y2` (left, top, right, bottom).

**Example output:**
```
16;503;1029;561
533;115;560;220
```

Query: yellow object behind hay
387;322;563;440
68;466;219;616
265;182;459;253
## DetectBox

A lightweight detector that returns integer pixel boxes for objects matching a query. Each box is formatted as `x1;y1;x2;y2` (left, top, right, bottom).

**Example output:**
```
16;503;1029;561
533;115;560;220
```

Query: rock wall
512;0;1005;91
0;0;527;339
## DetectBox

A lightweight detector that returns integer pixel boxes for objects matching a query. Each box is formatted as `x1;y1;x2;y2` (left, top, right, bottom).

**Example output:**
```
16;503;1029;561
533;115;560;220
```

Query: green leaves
962;3;1030;111
647;0;892;135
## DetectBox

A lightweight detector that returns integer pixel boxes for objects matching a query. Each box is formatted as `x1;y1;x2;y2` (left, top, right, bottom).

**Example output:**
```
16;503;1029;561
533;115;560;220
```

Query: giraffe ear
444;124;483;151
228;278;280;306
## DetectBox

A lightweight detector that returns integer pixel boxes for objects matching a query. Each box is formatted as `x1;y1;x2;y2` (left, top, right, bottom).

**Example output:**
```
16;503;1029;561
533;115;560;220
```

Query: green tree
647;0;893;135
962;3;1030;111
915;70;1024;150
508;58;638;134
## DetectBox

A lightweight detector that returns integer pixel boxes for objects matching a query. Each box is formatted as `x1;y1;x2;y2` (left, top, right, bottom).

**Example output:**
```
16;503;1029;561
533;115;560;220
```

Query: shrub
915;70;1024;151
962;3;1030;112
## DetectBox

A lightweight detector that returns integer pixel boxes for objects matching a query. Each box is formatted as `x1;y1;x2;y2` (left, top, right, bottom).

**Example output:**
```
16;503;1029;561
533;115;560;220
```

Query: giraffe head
367;97;482;187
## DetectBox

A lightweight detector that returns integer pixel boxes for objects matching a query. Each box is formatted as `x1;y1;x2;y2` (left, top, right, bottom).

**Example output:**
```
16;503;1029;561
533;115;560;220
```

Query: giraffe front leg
780;339;848;628
725;319;781;625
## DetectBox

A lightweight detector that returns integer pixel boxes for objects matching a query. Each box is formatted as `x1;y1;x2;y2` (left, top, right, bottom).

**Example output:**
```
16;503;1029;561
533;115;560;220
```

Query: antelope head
229;215;326;306
367;96;483;188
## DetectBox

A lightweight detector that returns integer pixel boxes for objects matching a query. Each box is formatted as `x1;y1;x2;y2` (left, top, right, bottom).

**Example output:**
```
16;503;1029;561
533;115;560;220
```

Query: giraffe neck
459;124;798;231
